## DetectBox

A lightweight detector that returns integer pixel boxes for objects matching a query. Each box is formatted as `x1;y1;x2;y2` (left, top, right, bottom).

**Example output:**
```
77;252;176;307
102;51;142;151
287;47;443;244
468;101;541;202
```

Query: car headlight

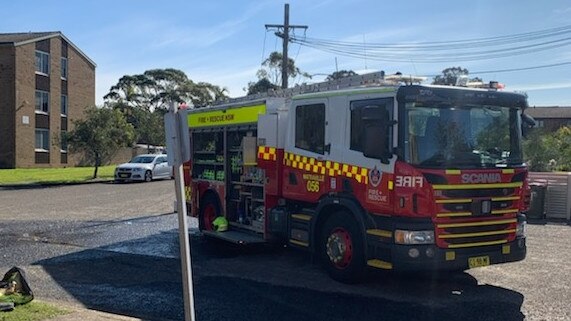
516;221;526;237
395;230;435;245
133;167;143;172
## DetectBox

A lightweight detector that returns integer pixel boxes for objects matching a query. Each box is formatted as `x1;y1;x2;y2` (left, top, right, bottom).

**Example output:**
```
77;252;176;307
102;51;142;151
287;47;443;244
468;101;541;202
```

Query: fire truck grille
435;219;517;248
442;188;515;198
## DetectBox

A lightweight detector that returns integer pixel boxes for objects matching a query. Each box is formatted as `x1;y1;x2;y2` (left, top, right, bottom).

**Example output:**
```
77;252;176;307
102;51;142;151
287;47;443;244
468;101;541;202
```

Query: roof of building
526;107;571;119
0;31;96;67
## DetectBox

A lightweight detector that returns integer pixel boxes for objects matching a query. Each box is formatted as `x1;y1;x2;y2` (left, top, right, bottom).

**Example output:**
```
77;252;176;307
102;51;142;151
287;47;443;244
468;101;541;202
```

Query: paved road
0;181;570;321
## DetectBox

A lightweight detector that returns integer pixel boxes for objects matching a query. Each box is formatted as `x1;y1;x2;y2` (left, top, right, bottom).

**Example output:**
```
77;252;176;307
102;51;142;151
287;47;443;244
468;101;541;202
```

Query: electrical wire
288;24;571;63
261;29;268;64
469;61;571;75
292;29;306;86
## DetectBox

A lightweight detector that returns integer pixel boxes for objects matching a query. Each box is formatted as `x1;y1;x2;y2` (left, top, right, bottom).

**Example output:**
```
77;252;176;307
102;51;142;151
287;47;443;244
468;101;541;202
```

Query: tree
246;78;279;95
326;70;357;81
104;68;228;110
103;74;155;110
432;67;483;86
65;107;135;179
104;68;228;147
432;67;469;85
523;127;571;171
256;51;311;87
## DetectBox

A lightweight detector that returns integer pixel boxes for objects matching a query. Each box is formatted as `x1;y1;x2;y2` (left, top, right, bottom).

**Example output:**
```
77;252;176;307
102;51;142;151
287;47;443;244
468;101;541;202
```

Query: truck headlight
395;230;435;245
516;221;526;237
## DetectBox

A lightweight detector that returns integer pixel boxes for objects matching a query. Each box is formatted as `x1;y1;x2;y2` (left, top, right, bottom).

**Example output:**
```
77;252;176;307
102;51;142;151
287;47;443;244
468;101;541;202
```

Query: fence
528;172;571;220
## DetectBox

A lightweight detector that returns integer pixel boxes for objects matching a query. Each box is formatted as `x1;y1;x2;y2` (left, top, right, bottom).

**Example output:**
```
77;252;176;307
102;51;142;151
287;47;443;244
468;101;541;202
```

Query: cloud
553;6;571;15
150;2;269;49
511;81;571;92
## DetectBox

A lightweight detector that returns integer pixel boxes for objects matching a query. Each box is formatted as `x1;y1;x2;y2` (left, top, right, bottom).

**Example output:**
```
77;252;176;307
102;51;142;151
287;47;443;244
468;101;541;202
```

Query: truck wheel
319;210;366;283
199;194;220;231
144;170;152;182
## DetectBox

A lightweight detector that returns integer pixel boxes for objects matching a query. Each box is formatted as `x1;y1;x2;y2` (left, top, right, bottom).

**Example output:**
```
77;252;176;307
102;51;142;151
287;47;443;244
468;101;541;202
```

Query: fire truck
183;72;529;282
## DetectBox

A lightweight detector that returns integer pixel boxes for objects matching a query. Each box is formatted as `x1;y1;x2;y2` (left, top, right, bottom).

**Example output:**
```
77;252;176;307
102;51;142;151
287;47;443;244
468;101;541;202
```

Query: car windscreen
404;103;523;168
129;156;155;164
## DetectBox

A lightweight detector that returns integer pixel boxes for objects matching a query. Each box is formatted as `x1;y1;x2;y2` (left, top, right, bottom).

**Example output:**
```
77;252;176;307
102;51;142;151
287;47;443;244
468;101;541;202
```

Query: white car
114;154;172;183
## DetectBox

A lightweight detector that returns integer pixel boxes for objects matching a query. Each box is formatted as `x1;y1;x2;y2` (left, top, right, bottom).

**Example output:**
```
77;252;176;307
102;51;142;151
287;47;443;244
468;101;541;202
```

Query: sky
2;0;570;107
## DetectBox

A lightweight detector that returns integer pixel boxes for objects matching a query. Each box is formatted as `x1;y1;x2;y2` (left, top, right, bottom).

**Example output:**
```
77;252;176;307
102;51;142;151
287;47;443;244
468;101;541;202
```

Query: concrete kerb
40;304;144;321
36;300;180;321
0;178;114;190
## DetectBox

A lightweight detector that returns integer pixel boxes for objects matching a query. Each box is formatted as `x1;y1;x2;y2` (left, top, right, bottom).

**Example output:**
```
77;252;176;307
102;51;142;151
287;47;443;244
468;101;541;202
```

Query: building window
537;120;544;128
35;129;50;151
61;95;68;116
35;90;50;113
60;130;68;152
35;91;50;113
35;51;49;75
61;57;68;79
295;103;325;154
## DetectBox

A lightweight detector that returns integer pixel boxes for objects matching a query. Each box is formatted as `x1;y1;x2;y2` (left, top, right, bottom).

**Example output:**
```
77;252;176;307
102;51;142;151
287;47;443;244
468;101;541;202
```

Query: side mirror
521;113;536;138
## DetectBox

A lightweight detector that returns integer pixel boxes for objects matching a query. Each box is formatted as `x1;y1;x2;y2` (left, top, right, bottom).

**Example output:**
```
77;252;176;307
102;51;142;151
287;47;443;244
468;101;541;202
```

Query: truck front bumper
367;215;527;271
383;237;526;271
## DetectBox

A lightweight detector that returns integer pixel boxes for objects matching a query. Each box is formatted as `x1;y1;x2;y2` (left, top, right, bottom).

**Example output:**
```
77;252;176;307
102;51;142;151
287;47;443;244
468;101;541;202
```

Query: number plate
468;255;490;268
119;173;129;178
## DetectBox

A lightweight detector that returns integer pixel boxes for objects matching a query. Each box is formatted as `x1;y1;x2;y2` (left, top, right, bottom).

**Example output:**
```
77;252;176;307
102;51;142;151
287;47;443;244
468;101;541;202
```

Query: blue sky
2;0;570;106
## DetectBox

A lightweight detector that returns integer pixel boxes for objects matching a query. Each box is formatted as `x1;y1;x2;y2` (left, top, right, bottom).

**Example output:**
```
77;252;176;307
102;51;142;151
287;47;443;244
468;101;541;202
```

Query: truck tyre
319;210;366;283
199;194;220;231
144;170;153;182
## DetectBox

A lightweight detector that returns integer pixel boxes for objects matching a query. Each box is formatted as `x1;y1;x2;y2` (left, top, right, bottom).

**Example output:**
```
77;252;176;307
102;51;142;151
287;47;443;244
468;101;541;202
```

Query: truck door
343;95;396;214
283;98;330;202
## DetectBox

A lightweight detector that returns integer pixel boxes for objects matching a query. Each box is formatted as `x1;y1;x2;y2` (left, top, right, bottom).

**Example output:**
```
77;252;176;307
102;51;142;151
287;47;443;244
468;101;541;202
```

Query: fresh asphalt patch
2;179;569;321
33;241;525;321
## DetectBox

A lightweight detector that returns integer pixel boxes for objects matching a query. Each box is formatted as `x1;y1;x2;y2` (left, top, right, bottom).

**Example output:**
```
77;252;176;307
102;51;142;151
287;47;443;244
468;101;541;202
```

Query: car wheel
319;210;366;283
144;170;152;182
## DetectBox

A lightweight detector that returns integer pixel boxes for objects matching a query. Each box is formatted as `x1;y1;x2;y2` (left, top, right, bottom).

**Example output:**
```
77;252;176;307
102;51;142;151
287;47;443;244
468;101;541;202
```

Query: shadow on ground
34;232;526;321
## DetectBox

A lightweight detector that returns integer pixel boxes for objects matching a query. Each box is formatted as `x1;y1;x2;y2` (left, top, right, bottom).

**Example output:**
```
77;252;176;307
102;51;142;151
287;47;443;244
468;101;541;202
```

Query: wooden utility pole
265;3;308;89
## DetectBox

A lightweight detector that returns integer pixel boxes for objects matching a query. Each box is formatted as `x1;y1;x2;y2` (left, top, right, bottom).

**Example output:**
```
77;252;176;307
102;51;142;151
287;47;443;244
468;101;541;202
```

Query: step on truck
182;72;529;282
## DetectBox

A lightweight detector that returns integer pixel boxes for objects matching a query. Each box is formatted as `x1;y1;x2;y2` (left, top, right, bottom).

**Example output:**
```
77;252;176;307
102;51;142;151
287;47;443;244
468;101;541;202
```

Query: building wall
0;46;16;168
12;36;95;168
535;119;571;133
66;40;95;166
14;43;35;168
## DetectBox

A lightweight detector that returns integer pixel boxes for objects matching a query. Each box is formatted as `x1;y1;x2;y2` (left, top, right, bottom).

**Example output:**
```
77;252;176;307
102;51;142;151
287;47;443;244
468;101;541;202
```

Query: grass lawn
0;166;116;185
0;301;69;321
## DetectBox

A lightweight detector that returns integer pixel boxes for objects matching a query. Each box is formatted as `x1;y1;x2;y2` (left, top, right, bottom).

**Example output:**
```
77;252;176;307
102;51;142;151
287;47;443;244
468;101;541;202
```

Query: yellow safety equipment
212;216;228;232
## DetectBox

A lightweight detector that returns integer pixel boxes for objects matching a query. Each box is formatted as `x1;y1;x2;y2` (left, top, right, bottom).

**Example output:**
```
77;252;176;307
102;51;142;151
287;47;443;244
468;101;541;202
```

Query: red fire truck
183;72;529;282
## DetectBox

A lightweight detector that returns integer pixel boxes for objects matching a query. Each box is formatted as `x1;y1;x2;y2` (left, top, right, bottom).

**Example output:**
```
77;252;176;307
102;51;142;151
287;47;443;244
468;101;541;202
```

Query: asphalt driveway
0;181;569;320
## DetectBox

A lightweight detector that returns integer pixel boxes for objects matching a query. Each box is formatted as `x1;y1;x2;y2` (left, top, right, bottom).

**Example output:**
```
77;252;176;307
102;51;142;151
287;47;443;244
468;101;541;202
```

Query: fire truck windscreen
403;103;524;168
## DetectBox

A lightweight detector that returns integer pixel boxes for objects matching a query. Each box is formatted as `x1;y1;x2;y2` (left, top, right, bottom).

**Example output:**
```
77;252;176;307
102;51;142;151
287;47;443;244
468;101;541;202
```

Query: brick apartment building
526;106;571;132
0;32;95;168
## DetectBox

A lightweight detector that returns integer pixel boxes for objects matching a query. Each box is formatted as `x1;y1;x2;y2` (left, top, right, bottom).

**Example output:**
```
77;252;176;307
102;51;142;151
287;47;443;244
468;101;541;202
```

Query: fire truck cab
184;72;528;282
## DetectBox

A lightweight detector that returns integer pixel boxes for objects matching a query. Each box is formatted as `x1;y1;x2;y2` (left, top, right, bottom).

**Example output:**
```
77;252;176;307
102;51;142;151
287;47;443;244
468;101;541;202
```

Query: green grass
0;301;69;321
0;166;116;185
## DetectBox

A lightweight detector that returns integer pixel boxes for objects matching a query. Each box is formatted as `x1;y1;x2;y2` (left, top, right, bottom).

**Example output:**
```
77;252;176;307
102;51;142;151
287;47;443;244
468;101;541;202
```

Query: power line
261;29;268;64
295;25;571;50
470;61;571;75
424;61;571;77
289;24;571;63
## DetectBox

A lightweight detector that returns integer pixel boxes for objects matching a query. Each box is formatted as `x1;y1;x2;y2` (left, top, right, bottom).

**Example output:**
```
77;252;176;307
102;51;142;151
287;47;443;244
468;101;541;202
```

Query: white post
165;102;195;321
